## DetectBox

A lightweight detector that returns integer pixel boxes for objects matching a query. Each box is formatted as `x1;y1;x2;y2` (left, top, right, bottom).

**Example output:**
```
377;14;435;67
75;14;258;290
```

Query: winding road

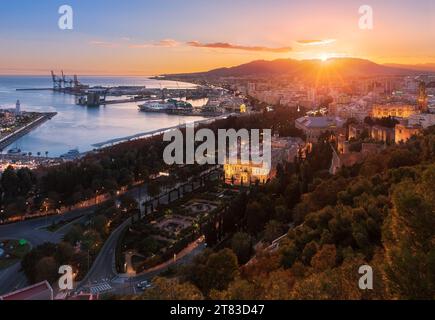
0;167;220;297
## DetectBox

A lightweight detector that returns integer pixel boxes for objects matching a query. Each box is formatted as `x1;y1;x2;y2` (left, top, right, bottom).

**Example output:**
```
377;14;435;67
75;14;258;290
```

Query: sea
0;76;206;157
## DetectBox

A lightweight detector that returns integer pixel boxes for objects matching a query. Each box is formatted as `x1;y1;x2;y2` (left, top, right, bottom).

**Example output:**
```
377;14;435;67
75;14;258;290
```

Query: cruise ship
138;99;193;114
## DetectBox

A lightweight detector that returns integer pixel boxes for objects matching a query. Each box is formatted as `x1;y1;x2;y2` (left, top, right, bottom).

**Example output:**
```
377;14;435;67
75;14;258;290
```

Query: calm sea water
0;76;205;156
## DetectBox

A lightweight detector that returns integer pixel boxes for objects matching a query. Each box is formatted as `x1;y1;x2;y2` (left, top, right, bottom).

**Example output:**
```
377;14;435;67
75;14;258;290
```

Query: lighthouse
15;100;21;116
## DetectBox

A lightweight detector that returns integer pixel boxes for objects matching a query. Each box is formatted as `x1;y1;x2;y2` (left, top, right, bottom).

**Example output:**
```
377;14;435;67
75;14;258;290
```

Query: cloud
129;39;180;48
89;40;119;48
186;41;292;53
296;39;336;46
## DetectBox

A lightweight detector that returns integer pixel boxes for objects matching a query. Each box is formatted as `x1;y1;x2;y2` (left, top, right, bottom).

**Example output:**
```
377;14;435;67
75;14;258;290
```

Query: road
0;205;97;295
75;168;220;296
0;166;220;296
74;179;206;296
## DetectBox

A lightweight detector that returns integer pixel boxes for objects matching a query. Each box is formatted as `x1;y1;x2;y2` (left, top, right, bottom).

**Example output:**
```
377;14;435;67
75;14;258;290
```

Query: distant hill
384;63;435;72
165;58;430;80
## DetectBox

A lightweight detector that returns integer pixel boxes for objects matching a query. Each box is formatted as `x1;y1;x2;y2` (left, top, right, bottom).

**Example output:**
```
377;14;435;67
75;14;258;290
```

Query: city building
15;100;21;116
370;125;395;144
224;136;305;185
348;123;367;140
0;281;53;300
371;103;418;119
295;116;345;142
395;120;423;144
408;113;435;129
330;143;383;175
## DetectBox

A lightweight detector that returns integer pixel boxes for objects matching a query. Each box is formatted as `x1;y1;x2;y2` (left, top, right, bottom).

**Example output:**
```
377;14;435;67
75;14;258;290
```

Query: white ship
138;99;193;114
138;100;174;112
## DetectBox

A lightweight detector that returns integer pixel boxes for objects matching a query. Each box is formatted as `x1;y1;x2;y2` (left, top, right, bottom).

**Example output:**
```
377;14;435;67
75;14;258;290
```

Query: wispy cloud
129;39;180;48
89;40;120;48
296;39;336;46
186;41;292;53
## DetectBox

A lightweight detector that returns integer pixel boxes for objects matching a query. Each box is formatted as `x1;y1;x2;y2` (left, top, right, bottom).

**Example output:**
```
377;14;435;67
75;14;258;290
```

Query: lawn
0;240;31;270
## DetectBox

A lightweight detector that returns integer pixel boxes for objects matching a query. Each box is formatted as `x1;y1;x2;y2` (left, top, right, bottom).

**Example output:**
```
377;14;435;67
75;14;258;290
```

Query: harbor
0;101;57;151
0;75;207;158
0;74;248;160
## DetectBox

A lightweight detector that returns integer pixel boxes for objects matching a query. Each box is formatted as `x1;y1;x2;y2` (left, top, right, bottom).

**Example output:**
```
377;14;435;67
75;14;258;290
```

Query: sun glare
320;53;329;62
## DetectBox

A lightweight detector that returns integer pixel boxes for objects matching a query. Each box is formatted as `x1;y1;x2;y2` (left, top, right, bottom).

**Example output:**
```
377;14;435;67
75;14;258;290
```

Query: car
136;280;148;288
137;280;152;289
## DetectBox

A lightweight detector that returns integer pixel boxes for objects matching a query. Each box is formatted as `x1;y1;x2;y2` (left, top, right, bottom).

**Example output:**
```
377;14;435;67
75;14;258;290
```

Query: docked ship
138;99;193;114
138;100;174;112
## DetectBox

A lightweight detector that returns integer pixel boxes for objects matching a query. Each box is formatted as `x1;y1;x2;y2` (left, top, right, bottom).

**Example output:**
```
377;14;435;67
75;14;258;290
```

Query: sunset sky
0;0;434;75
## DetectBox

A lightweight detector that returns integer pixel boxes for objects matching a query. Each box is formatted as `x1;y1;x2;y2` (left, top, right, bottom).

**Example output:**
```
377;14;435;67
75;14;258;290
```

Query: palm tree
37;151;41;157
45;151;48;158
28;152;32;160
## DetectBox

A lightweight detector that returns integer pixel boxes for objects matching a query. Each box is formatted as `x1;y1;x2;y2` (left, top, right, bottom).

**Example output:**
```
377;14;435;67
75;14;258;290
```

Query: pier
0;112;57;150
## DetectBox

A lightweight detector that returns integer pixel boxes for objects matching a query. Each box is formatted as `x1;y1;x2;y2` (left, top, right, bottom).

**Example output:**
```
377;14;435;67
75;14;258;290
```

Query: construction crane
51;71;62;90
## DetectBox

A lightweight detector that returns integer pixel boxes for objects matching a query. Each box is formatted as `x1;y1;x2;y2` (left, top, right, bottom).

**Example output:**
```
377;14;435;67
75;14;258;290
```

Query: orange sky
0;0;434;75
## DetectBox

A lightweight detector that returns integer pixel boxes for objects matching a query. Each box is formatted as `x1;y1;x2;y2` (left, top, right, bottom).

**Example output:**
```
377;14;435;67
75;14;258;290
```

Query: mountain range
166;58;434;80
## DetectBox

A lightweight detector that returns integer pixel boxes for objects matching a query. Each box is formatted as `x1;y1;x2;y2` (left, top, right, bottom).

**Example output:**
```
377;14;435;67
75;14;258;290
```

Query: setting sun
320;54;330;62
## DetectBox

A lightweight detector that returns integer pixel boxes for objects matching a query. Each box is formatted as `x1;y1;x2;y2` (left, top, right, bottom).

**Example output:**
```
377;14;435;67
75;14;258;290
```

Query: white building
15;100;21;115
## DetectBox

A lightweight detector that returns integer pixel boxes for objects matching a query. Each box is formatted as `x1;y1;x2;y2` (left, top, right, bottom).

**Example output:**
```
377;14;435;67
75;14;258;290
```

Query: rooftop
296;116;345;128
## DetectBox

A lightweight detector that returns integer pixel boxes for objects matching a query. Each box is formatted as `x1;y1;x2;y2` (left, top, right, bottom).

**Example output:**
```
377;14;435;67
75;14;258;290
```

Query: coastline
0;112;57;151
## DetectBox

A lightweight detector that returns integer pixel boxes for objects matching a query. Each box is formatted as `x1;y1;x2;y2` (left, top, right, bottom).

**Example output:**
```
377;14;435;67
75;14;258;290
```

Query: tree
147;181;160;198
64;225;84;246
35;256;58;284
21;243;57;283
384;173;435;299
210;279;259;300
1;166;19;199
55;242;75;265
202;249;239;293
310;244;337;272
231;232;253;264
139;277;203;300
186;249;239;294
91;215;108;236
264;220;285;243
246;201;267;235
119;194;138;212
81;229;102;255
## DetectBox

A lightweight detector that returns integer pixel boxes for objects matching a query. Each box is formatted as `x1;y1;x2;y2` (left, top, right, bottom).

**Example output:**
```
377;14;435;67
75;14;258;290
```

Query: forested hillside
134;126;435;300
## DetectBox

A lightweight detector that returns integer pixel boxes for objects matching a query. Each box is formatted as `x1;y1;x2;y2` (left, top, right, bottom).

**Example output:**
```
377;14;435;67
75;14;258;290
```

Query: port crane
51;71;87;93
51;71;63;90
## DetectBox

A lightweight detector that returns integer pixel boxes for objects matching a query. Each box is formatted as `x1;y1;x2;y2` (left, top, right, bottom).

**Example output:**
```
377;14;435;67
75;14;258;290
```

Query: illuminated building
240;104;247;113
348;123;366;140
371;103;418;119
417;81;429;112
224;137;304;185
395;120;422;144
370;125;395;144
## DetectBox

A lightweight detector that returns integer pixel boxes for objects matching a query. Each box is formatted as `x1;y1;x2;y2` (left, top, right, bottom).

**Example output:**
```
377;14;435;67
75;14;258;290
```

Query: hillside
165;58;427;80
133;125;435;300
